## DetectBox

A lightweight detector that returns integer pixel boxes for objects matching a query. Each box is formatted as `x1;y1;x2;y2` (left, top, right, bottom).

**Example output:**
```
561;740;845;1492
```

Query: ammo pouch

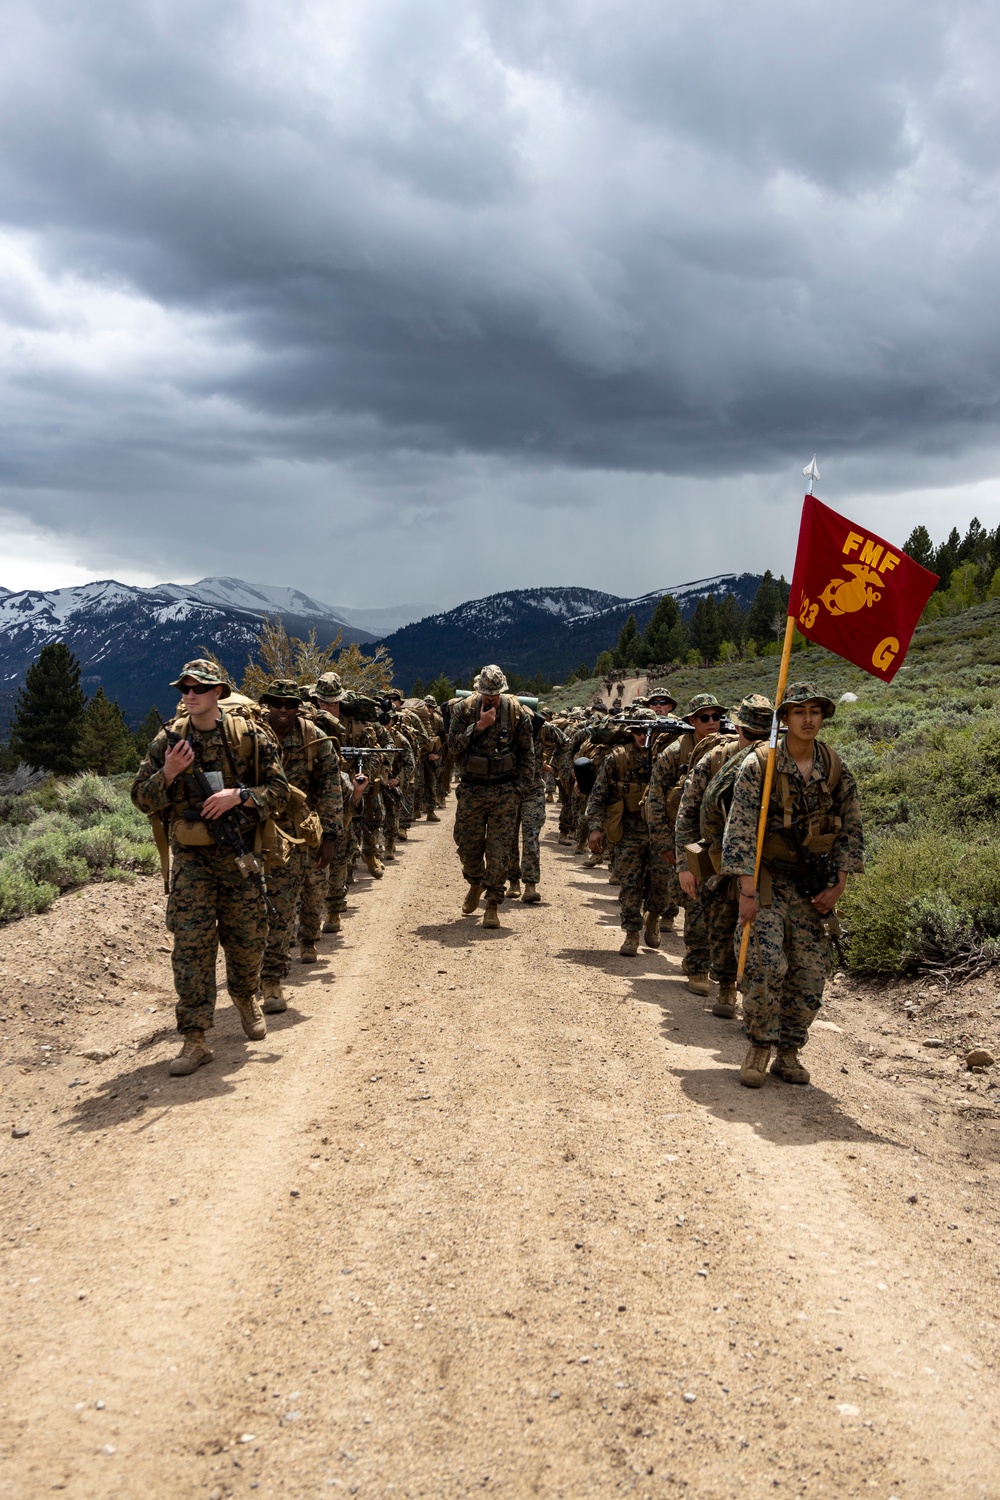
604;799;625;846
286;785;323;851
464;752;517;780
685;838;722;880
172;813;214;848
258;817;297;873
622;780;646;814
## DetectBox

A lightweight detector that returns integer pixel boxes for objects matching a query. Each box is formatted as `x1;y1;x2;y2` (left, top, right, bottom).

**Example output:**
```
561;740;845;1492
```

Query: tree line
0;643;151;777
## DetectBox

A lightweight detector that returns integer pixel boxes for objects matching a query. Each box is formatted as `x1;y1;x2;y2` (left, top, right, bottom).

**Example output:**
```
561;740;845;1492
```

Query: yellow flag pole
736;609;798;979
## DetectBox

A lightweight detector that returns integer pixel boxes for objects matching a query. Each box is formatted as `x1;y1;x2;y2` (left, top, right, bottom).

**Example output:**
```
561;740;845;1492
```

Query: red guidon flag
789;495;938;683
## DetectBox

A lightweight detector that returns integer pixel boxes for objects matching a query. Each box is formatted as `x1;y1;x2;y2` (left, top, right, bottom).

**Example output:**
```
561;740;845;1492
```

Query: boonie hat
313;671;346;702
478;664;509;694
259;677;304;706
683;693;722;723
734;694;774;736
647;689;678;710
170;659;231;698
777;682;836;720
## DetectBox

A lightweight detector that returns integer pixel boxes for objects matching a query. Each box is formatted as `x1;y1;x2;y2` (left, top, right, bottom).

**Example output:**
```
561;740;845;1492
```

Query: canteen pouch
172;814;214;848
286;784;323;850
685;839;721;880
604;799;625;847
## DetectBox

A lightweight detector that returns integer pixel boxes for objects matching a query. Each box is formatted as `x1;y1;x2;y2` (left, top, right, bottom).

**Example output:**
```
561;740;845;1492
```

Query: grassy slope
545;601;1000;974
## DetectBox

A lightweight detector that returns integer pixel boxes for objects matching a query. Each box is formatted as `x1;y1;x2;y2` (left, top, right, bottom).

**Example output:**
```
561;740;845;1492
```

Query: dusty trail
2;809;999;1499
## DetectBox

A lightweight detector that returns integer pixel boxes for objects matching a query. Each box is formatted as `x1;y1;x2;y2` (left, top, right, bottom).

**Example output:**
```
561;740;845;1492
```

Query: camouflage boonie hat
170;659;231;698
625;707;658;723
683;692;722;723
478;664;508;694
777;681;836;720
387;687;403;701
734;693;773;735
647;689;677;710
259;677;304;706
313;671;346;701
423;694;437;707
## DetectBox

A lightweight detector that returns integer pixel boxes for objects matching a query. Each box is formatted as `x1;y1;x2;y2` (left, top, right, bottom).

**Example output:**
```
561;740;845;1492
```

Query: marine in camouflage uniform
504;710;547;901
257;679;344;1010
722;682;863;1088
420;695;445;820
585;709;672;955
447;664;534;927
674;695;772;1017
646;693;727;987
131;659;289;1075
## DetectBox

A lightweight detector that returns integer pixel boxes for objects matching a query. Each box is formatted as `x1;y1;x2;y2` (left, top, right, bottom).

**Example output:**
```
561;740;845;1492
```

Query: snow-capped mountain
155;578;430;635
378;577;763;690
0;579;376;727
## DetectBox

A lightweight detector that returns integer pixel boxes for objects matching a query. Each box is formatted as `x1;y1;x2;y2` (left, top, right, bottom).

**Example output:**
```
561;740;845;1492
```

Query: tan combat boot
712;983;738;1019
574;836;589;854
687;972;711;996
383;840;396;860
584;851;603;867
300;939;318;963
396;827;409;841
608;872;620;886
558;833;573;845
231;993;266;1041
462;883;484;916
169;1030;213;1076
739;1043;772;1088
323;912;342;934
482;902;500;929
771;1047;810;1085
619;931;640;957
643;913;661;949
261;978;287;1015
426;809;441;823
660;914;675;933
508;879;522;899
521;883;541;904
364;853;384;878
545;790;555;802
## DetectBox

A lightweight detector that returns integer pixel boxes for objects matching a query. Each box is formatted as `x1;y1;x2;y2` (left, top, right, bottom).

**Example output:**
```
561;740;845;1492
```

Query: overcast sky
2;0;1000;610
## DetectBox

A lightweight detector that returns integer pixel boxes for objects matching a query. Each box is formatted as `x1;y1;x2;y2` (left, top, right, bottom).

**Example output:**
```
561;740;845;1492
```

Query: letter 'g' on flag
789;496;939;683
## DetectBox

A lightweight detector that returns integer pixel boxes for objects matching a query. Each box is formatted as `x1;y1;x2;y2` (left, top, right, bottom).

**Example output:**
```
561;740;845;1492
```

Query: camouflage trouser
437;755;453;800
573;791;589;842
614;828;674;932
657;857;706;973
262;841;310;981
705;880;739;983
454;780;521;904
400;772;415;829
738;875;832;1049
298;855;327;943
166;845;267;1033
421;758;439;814
558;783;576;836
358;787;383;858
506;782;546;884
383;787;402;845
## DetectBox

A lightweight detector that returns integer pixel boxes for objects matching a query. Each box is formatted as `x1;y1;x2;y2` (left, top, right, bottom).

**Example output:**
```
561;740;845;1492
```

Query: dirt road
2;811;1000;1498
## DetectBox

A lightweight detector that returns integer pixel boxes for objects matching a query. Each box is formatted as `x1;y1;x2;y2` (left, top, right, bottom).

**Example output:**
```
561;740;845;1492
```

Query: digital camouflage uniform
674;735;741;982
448;678;534;905
585;733;671;934
506;718;547;886
131;703;289;1034
261;695;344;982
722;732;863;1050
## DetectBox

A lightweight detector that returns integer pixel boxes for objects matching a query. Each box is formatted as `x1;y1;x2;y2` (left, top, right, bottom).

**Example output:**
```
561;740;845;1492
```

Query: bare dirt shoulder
1;823;999;1499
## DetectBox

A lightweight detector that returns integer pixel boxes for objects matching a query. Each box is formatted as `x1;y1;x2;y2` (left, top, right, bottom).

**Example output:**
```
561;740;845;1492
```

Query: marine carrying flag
788;495;938;683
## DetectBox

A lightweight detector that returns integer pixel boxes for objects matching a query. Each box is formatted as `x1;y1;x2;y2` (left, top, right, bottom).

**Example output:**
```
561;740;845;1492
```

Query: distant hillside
0;579;375;728
379;575;763;690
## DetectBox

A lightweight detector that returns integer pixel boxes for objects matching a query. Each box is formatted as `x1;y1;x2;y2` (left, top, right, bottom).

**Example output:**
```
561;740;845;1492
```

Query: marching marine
722;682;864;1088
131;660;289;1076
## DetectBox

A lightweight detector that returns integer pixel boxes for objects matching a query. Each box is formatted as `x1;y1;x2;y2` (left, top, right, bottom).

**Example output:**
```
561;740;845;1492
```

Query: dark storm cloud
1;0;1000;597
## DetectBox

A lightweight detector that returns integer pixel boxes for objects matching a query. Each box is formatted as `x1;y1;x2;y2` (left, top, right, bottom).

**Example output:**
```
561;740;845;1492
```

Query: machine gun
155;713;278;921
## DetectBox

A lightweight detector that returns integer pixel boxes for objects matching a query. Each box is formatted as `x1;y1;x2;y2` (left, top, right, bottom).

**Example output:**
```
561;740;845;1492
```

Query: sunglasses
694;711;724;723
178;682;216;696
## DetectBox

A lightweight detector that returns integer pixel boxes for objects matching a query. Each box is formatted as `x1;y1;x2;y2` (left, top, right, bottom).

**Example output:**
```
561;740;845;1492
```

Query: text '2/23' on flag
789;496;939;683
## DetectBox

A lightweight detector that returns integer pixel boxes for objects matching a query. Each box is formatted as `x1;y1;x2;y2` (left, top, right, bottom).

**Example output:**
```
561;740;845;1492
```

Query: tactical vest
604;743;652;845
460;695;523;782
755;740;843;906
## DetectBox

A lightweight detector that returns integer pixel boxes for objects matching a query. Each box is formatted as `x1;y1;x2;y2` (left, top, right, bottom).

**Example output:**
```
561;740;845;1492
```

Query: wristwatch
238;785;250;804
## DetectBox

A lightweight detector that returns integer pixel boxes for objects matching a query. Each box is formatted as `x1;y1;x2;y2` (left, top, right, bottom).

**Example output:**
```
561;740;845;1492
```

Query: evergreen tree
426;674;456;704
594;650;614;677
575;662;589;681
934;528;961;591
745;571;783;646
716;593;747;648
644;594;688;662
76;689;137;775
411;677;425;697
134;707;163;759
690;595;723;663
9;643;86;773
612;614;639;669
903;525;934;570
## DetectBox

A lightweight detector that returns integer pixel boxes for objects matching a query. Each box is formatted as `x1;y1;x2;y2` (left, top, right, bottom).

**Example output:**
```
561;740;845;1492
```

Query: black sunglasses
178;682;216;696
694;711;724;723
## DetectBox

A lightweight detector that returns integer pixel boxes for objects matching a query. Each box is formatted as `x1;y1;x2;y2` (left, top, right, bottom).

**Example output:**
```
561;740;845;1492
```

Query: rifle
155;713;279;922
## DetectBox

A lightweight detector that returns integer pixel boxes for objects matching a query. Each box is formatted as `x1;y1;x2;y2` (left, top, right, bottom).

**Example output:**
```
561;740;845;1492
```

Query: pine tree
76;689;138;775
612;614;639;669
134;707;163;759
903;525;934;570
690;596;723;664
411;678;425;697
746;571;783;647
426;674;456;704
644;594;687;662
594;650;614;677
716;593;747;649
9;643;86;774
934;528;961;591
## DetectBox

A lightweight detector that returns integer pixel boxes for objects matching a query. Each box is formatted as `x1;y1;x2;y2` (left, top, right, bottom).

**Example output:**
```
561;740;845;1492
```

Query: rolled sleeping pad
455;690;539;711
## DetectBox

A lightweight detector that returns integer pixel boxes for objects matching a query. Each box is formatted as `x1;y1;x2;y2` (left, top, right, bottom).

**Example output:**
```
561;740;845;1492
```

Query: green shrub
0;864;58;921
16;829;89;891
